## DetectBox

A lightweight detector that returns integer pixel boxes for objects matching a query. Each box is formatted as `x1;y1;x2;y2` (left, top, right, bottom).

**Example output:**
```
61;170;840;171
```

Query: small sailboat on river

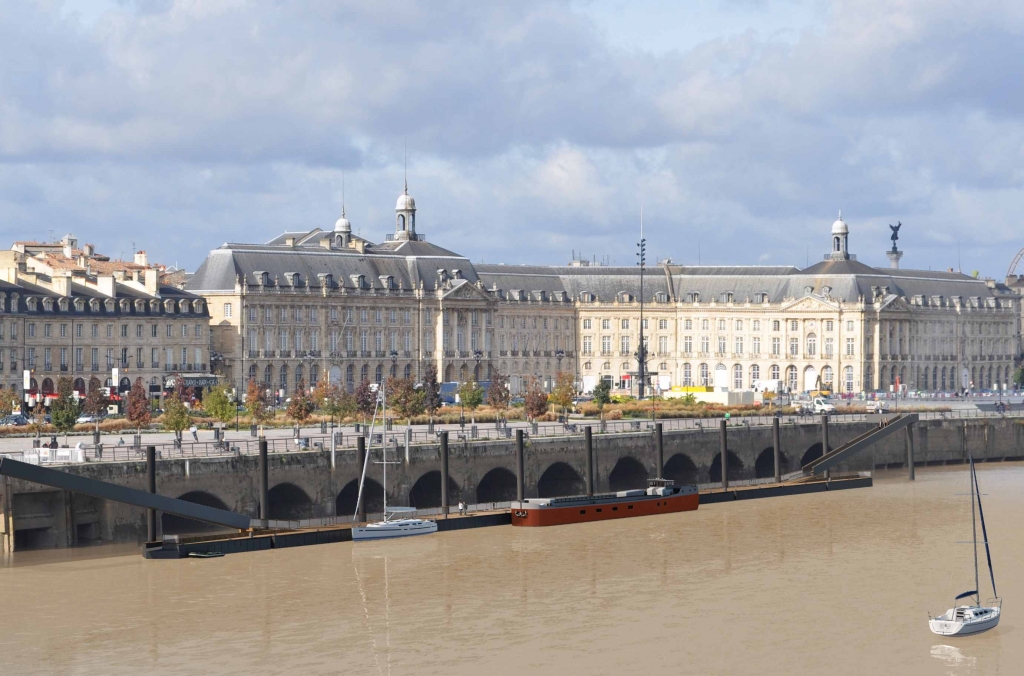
352;381;437;542
928;451;1001;636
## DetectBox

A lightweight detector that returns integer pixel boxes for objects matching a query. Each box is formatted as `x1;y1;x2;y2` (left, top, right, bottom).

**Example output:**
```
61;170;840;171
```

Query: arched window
822;365;833;385
309;366;318;386
844;366;854;393
360;365;368;382
806;333;817;357
769;364;780;381
786;365;798;392
264;364;272;385
249;364;257;382
294;364;304;389
404;364;412;379
279;365;288;390
749;364;760;387
375;364;383;382
699;363;709;385
398;214;406;230
683;363;692;386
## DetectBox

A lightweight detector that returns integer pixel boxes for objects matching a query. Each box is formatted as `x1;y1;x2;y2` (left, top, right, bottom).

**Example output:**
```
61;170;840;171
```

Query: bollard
250;424;257;438
92;429;100;445
355;436;366;522
440;431;450;519
516;429;525;501
720;419;728;491
584;426;594;496
259;438;269;521
772;417;781;483
906;425;916;481
146;446;157;542
404;428;412;465
655;423;664;480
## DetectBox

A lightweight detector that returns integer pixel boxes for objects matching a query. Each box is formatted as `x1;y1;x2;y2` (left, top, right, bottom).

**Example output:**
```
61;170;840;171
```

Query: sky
2;0;1023;276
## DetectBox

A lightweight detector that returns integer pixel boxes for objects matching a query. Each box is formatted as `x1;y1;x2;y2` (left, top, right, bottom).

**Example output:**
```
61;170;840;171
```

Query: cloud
0;0;1022;276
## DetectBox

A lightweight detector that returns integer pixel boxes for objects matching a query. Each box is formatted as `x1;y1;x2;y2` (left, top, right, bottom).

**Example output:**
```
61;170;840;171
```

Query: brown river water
1;464;1021;675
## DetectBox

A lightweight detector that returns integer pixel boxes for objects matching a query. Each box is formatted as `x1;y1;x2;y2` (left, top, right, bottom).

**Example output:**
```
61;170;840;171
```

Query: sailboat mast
970;454;979;606
382;380;387;517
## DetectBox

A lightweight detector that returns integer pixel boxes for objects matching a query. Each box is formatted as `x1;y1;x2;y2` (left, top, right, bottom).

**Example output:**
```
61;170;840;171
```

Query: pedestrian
190;423;198;442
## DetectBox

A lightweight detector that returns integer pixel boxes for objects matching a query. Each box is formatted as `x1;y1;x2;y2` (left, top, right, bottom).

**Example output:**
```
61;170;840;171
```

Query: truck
795;396;837;415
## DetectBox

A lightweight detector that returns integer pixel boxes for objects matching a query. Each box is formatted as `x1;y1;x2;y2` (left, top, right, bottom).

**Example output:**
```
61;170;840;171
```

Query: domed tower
334;205;352;248
395;182;417;241
830;211;850;261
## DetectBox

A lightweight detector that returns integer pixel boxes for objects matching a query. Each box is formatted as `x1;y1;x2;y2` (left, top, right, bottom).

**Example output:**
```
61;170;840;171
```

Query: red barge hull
510;486;699;527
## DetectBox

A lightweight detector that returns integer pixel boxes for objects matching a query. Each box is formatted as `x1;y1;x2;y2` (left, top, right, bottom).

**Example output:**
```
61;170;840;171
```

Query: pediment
780;295;839;312
441;280;490;301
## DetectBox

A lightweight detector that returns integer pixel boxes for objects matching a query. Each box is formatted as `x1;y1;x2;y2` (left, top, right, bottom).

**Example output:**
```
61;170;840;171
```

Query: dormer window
821;286;832;297
42;298;54;312
318;273;333;289
150;299;160;312
379;275;394;290
164;299;175;313
27;297;38;312
73;298;84;311
350;274;365;289
119;299;130;313
686;292;700;303
254;271;269;286
135;299;146;312
104;299;115;312
90;299;100;312
655;292;668;303
193;300;204;313
618;292;633;303
803;286;814;295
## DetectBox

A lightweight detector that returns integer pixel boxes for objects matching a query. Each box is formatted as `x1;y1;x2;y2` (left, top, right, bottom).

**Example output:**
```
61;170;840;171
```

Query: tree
245;378;271;426
592;378;611;419
549;371;575;420
524;377;549;420
0;384;16;418
311;378;330;412
320;384;354;425
126;377;151;431
354;379;377;422
1014;366;1024;389
388;377;425;420
423;363;442;419
82;377;108;416
287;381;315;425
204;383;235;425
487;370;511;413
163;392;192;441
50;376;81;439
458;380;484;412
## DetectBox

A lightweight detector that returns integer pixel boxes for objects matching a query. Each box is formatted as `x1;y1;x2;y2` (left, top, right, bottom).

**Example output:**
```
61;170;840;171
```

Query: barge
510;479;698;527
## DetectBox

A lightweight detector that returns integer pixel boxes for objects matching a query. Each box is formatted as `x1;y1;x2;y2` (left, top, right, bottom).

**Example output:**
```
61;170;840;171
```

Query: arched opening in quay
709;451;744;483
161;491;232;535
336;478;384;517
608;456;649;492
537;462;584;498
409;471;461;509
663;453;699;485
476;467;518;503
267;483;314;520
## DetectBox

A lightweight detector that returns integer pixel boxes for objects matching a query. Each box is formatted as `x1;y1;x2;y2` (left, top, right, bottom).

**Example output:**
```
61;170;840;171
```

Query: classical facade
188;195;1019;397
0;235;211;400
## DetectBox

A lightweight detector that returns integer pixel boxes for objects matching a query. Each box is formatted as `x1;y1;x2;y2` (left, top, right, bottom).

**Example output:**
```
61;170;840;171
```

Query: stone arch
663;453;699;485
329;365;342;385
709;451;744;483
608;456;649;492
444;364;453;382
476;467;518;503
755;447;788;478
336;478;384;517
409;471;460;509
800;442;832;468
537;462;585;498
267;482;313;520
161;491;231;535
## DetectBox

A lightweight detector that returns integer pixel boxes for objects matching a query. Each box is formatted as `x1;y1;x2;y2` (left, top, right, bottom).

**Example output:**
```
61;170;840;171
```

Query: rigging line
973;464;997;598
946;464;970;603
353;389;383;521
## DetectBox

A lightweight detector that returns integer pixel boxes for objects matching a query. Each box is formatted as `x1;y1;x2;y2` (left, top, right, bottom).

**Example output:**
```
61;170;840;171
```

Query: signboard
23;369;30;390
164;375;220;389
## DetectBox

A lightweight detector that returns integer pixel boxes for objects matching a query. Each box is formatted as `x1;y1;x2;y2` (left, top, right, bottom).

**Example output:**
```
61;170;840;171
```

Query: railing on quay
11;408;1023;465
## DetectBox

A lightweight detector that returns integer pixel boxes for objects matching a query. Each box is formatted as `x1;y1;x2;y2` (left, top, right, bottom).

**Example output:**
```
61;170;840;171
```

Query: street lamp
389;350;398;380
555;349;565;372
636;212;647;400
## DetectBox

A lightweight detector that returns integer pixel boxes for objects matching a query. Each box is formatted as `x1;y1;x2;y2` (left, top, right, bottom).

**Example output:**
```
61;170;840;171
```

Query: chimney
63;243;73;258
320;237;332;250
97;275;116;298
134;250;148;266
52;272;72;297
285;237;296;247
144;269;158;295
84;243;94;257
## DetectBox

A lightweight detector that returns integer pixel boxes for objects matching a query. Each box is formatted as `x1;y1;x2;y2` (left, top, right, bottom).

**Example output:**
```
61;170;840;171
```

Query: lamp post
636;210;647;400
473;348;482;381
555;349;565;372
389;350;398;380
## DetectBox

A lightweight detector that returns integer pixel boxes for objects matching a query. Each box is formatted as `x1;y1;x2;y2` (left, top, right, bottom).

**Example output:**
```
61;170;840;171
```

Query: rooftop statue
889;221;902;252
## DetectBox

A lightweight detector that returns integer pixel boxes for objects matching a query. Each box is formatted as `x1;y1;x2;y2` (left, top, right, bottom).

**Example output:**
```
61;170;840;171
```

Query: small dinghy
929;451;1001;636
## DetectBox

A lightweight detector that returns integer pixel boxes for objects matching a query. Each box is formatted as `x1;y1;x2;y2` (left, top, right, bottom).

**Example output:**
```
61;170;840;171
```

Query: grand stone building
188;191;1019;397
0;235;211;400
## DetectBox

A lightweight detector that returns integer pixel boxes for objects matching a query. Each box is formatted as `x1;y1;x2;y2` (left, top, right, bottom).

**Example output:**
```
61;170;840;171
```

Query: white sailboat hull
929;607;1001;636
352;518;438;541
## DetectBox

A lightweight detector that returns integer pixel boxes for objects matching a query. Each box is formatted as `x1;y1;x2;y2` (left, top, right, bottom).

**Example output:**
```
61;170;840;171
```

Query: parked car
0;414;29;427
76;413;105;424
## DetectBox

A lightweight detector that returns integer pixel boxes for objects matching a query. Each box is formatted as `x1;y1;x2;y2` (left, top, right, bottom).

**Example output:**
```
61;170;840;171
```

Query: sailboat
928;451;1001;636
352;381;438;542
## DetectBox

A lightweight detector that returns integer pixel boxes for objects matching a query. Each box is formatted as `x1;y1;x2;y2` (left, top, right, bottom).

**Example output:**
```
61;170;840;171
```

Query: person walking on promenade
190;424;198;442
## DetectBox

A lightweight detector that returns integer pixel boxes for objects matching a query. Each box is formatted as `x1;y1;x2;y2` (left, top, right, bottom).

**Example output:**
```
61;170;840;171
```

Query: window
823;366;834;385
601;319;611;330
311;308;319;322
91;324;98;338
91;348;98;367
583;319;592;330
224;303;232;318
750;364;760;386
658;319;668;330
752;337;761;354
701;336;710;353
182;325;188;338
375;309;383;324
658;336;668;354
844;366;854;393
361;309;368;323
60;324;67;338
120;324;127;338
44;324;51;338
735;320;742;330
772;320;780;331
683;363;692;386
752;320;760;331
621;319;629;330
789;320;798;331
28;323;35;338
717;336;726;353
684;319;693;330
583;337;593;354
806;334;817;356
825;320;833;331
683;336;693;353
264;308;272;322
787;366;798;391
846;321;854;331
136;324;142;338
195;324;202;338
824;337;834;357
770;364;780;380
701;319;709;330
718;319;726;331
248;307;257;322
789;338;799;356
772;337;781;355
151;348;158;366
166;325;171;338
845;337;855;356
734;337;743;354
151;324;157;338
280;307;287;322
620;335;630;354
699;363;710;385
641;319;648;330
